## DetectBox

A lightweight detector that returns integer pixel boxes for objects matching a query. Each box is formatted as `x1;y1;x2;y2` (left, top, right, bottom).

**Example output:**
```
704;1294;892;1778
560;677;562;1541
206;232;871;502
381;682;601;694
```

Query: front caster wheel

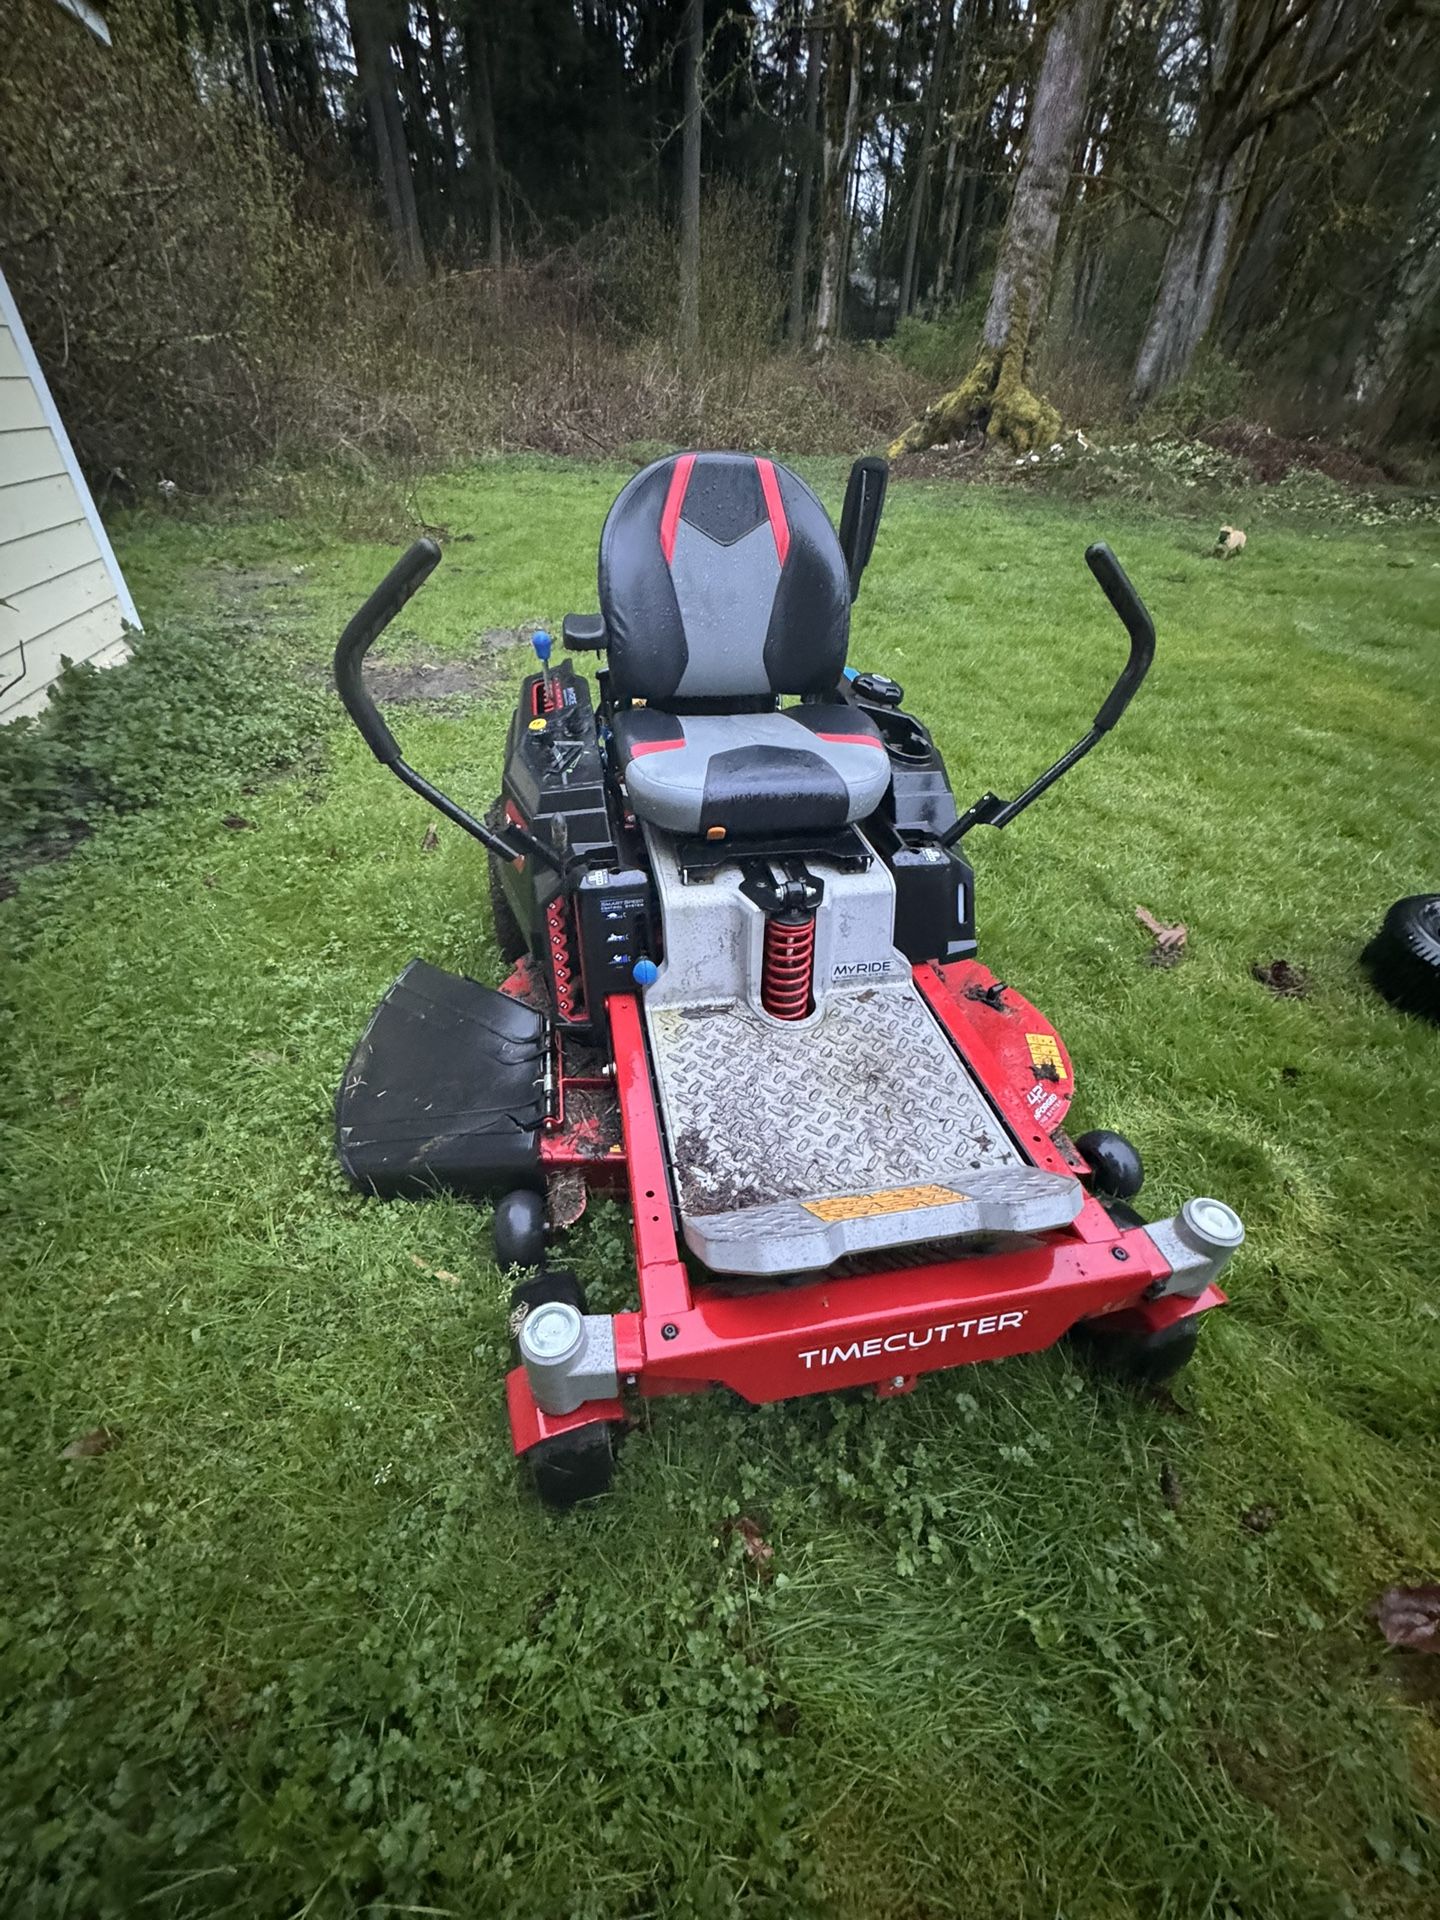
1076;1128;1144;1200
1069;1312;1201;1388
525;1420;617;1508
508;1268;587;1354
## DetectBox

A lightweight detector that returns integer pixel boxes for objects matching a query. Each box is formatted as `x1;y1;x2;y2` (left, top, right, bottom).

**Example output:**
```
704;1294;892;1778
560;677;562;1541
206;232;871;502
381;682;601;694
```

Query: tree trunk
1129;140;1250;408
462;8;504;268
1348;196;1440;426
348;0;425;279
929;0;975;307
424;0;460;202
897;1;954;320
1130;0;1401;408
812;22;864;351
787;7;824;345
678;0;703;364
951;165;979;296
396;15;437;219
891;0;1108;454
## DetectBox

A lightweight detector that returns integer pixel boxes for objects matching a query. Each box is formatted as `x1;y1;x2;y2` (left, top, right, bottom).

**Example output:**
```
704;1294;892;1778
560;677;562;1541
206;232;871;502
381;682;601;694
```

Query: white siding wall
0;269;140;723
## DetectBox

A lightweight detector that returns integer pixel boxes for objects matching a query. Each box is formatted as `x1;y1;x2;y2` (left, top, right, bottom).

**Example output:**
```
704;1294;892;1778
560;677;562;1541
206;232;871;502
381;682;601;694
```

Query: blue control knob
632;957;659;988
531;629;553;664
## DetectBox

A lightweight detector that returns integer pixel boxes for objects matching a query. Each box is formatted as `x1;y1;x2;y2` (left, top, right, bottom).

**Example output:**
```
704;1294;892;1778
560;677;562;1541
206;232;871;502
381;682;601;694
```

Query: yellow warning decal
1026;1032;1067;1079
803;1184;971;1223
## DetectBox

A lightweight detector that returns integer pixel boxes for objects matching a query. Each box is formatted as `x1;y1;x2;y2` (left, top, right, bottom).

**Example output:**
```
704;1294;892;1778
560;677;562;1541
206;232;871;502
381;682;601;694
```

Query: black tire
1075;1128;1144;1200
1070;1197;1200;1386
494;1188;548;1271
509;1268;616;1508
485;798;528;964
1069;1312;1201;1388
1362;894;1440;1023
526;1421;616;1508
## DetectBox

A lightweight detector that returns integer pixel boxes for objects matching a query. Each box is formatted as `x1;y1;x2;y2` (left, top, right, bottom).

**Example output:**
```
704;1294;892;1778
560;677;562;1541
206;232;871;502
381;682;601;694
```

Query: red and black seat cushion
597;451;888;836
610;703;888;838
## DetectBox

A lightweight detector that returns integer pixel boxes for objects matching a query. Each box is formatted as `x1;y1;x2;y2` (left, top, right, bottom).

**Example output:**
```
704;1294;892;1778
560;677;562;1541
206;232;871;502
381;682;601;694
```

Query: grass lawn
2;459;1438;1918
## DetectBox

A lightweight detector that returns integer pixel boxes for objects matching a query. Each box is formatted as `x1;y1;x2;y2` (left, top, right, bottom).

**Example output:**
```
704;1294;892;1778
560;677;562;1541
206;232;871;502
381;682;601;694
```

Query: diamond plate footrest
684;1165;1083;1276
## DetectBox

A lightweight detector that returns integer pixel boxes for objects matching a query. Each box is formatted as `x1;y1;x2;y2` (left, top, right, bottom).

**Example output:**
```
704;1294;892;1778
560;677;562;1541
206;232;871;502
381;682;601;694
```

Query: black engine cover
336;959;548;1198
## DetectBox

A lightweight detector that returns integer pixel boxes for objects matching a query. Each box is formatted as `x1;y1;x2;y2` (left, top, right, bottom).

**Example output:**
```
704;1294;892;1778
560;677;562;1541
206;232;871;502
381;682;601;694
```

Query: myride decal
798;1310;1027;1370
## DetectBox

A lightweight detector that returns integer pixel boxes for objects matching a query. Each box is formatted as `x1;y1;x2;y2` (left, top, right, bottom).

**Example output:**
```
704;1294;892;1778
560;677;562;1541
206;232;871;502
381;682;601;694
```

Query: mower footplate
645;979;1082;1275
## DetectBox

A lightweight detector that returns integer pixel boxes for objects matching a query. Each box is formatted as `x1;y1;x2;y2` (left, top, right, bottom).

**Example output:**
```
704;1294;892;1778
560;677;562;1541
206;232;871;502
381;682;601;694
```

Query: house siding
0;269;139;723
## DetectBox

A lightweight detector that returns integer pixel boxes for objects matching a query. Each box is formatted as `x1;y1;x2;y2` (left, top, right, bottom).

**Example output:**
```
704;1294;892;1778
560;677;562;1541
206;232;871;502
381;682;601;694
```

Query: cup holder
870;706;934;764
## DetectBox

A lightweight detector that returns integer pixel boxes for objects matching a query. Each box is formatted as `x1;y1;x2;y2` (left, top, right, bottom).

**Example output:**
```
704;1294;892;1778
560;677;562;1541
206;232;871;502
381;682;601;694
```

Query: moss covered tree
891;0;1108;457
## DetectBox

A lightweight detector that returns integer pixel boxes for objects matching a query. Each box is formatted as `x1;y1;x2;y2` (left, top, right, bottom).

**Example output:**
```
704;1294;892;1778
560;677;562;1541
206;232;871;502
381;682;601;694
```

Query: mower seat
599;450;890;838
612;703;889;837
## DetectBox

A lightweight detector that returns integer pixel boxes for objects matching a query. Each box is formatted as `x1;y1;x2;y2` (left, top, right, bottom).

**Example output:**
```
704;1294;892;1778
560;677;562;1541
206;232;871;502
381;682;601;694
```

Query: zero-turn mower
334;452;1244;1504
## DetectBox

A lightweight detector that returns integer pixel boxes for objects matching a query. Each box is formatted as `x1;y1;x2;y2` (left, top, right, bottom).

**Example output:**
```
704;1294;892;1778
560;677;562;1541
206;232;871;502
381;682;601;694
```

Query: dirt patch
1198;421;1397;488
1253;959;1310;999
358;630;528;704
891;432;1020;485
673;1125;777;1216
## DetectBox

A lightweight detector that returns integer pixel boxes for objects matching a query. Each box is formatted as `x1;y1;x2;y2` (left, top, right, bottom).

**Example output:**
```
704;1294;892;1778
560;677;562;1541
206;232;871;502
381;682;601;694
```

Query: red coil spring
546;897;586;1022
761;913;816;1021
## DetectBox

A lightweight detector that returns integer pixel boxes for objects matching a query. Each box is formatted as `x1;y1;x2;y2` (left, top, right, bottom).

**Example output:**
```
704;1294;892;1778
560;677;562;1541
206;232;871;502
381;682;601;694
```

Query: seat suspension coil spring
761;912;816;1021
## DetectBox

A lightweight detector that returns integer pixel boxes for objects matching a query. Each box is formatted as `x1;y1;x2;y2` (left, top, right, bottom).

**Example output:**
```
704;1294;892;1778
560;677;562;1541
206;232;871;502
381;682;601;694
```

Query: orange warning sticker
1026;1032;1067;1079
803;1184;970;1222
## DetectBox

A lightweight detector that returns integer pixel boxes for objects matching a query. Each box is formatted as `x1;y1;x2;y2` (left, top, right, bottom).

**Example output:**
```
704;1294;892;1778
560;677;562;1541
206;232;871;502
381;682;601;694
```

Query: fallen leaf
725;1515;775;1577
247;1048;281;1065
1253;958;1309;998
60;1426;122;1460
1160;1462;1185;1511
1136;905;1188;968
420;826;440;853
1374;1586;1440;1653
221;814;255;831
1240;1503;1280;1534
433;1268;461;1286
410;1253;432;1273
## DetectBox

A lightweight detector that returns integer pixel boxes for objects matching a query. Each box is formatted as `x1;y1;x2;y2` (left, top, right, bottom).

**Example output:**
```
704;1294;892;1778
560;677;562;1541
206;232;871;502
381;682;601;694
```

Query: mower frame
506;961;1230;1458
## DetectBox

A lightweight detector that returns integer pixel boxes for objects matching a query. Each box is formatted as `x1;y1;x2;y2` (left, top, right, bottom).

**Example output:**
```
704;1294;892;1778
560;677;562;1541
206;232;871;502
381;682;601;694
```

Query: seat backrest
598;451;851;704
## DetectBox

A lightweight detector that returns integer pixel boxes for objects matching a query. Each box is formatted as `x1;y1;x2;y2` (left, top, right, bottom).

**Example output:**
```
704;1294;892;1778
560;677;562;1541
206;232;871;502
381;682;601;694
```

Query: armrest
562;613;607;651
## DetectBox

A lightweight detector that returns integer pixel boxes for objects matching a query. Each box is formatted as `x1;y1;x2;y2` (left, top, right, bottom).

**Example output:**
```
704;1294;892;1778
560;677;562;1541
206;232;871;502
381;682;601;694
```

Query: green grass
2;459;1438;1918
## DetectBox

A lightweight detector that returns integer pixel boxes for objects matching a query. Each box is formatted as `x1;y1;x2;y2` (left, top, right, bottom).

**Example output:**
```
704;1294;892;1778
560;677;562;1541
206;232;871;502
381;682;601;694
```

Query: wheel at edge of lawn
1362;893;1440;1024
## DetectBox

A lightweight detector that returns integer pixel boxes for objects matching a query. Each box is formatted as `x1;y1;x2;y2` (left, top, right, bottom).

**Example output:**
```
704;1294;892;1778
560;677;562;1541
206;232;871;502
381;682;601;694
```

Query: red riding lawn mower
334;452;1245;1505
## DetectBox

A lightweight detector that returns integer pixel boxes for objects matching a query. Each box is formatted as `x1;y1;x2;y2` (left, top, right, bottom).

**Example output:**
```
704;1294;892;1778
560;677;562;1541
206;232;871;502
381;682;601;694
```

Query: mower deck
646;980;1082;1274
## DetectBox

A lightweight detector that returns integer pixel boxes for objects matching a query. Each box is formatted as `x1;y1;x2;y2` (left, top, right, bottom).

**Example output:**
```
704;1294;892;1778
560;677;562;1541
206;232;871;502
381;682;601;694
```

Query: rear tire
486;798;528;964
1362;894;1440;1023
